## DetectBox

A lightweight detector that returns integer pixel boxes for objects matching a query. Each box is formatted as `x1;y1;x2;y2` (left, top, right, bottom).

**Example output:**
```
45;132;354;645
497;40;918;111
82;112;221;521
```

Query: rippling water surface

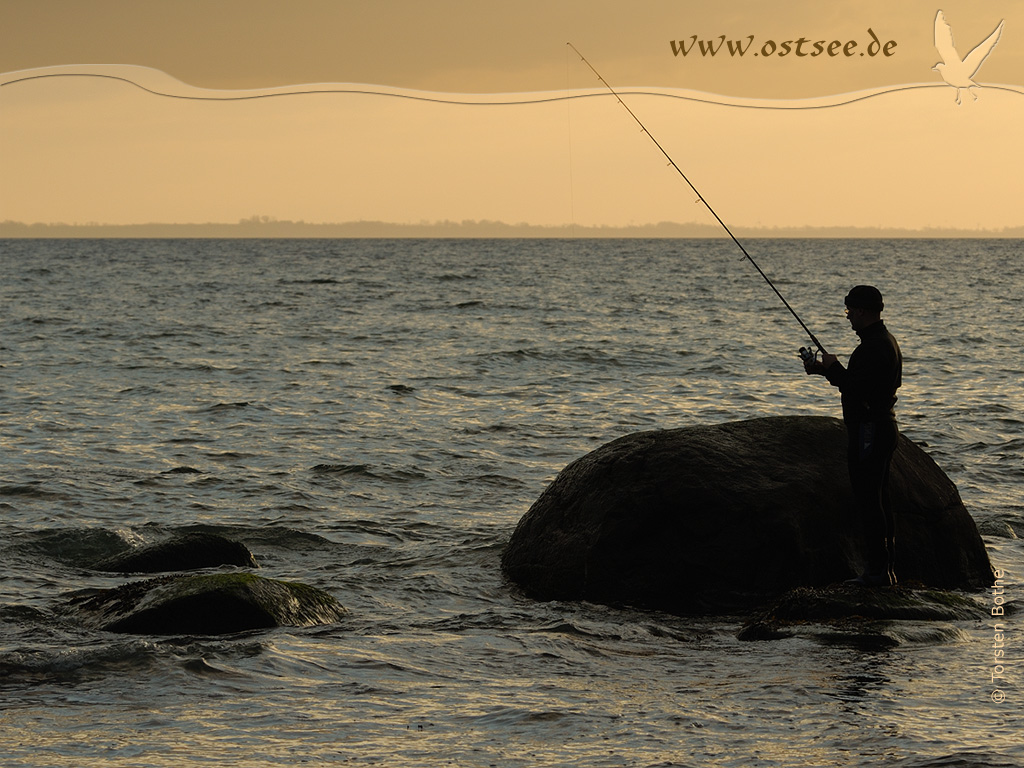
1;238;1021;767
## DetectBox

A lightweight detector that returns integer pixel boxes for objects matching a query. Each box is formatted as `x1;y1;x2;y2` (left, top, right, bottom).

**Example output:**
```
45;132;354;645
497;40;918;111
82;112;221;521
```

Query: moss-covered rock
68;572;346;635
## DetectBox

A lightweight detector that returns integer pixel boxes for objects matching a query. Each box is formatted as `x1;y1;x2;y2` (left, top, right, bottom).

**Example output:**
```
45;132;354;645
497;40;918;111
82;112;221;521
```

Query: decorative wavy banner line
3;65;1022;110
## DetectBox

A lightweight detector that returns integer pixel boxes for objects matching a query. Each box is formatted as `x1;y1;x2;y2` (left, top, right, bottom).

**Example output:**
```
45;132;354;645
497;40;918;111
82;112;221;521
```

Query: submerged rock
501;416;993;614
92;531;258;573
68;573;346;635
738;584;986;647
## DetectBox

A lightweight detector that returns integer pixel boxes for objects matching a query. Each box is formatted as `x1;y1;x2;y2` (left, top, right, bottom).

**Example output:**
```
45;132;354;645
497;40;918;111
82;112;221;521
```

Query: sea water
0;238;1021;767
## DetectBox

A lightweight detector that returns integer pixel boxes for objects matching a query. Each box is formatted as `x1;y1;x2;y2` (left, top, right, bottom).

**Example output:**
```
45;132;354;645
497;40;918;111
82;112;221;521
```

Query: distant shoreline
2;220;1021;239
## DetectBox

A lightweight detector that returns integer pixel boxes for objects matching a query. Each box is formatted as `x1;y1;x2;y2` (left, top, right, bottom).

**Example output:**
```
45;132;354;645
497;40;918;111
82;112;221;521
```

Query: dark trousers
846;419;899;576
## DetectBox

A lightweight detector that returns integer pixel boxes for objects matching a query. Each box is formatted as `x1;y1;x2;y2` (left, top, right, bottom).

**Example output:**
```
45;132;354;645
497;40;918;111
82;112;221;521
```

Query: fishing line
566;43;826;355
565;46;578;239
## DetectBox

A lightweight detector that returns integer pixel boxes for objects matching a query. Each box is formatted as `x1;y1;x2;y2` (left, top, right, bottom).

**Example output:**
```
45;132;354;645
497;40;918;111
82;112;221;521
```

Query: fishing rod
567;43;827;358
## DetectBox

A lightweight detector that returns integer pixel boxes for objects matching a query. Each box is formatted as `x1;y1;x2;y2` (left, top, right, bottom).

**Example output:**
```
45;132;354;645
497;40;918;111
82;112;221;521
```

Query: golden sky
2;0;1022;229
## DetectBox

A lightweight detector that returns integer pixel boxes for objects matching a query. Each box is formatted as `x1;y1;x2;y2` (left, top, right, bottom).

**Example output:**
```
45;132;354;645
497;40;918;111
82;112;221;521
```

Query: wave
3;523;340;577
0;635;161;687
0;482;71;501
4;64;1022;111
199;401;266;413
309;462;427;483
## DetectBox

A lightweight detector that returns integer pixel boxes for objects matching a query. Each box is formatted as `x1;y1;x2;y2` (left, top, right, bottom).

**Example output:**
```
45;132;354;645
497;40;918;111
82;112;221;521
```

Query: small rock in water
91;531;258;573
67;572;347;635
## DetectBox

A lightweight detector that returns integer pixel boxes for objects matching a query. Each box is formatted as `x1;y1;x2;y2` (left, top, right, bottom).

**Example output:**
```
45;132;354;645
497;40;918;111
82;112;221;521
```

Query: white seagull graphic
932;10;1004;104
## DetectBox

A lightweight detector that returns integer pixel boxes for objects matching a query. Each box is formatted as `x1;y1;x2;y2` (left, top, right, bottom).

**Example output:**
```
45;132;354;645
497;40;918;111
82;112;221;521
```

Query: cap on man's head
845;285;884;312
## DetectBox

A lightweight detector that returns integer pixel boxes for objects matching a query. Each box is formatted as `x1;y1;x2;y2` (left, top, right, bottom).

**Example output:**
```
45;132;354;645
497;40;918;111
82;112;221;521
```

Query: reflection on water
0;238;1021;766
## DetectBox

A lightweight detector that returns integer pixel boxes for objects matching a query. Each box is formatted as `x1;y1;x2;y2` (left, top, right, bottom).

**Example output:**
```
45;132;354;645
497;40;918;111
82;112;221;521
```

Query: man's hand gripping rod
567;43;828;361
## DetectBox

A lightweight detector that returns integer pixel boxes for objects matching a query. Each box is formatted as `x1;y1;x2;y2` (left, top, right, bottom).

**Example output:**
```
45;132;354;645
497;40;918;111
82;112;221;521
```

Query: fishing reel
798;346;819;364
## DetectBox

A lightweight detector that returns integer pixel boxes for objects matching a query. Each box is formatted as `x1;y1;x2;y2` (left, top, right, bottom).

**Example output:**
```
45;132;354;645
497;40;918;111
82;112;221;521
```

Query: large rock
501;416;993;614
67;573;347;635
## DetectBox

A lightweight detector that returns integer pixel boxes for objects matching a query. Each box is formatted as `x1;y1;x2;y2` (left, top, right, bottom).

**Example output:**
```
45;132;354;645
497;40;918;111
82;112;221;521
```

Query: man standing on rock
804;285;903;587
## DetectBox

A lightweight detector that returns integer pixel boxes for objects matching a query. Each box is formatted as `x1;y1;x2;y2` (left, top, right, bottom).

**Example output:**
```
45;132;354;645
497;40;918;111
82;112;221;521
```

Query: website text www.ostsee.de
670;29;897;59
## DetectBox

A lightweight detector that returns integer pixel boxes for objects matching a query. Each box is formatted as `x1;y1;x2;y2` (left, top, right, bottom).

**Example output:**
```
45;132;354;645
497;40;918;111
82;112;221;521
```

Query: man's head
844;285;883;331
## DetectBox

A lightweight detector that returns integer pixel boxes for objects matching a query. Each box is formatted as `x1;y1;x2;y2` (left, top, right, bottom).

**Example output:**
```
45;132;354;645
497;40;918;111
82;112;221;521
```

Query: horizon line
3;220;1022;239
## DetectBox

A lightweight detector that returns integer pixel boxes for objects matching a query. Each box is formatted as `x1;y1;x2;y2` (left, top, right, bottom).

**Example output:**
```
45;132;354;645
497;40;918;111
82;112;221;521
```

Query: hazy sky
2;0;1022;229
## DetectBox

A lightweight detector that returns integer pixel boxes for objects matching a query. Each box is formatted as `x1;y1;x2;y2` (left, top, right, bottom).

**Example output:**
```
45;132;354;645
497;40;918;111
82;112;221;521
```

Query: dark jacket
825;320;902;424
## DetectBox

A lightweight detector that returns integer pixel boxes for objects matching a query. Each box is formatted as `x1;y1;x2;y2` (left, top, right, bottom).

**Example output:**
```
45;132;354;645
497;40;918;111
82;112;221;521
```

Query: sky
1;0;1022;231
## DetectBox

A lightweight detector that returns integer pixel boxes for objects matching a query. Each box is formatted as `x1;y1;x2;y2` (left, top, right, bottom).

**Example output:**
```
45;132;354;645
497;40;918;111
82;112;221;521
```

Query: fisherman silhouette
804;286;902;587
932;10;1004;104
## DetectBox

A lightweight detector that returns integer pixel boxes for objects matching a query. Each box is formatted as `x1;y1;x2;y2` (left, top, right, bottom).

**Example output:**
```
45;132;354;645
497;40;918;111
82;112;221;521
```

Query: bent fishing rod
567;43;827;358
